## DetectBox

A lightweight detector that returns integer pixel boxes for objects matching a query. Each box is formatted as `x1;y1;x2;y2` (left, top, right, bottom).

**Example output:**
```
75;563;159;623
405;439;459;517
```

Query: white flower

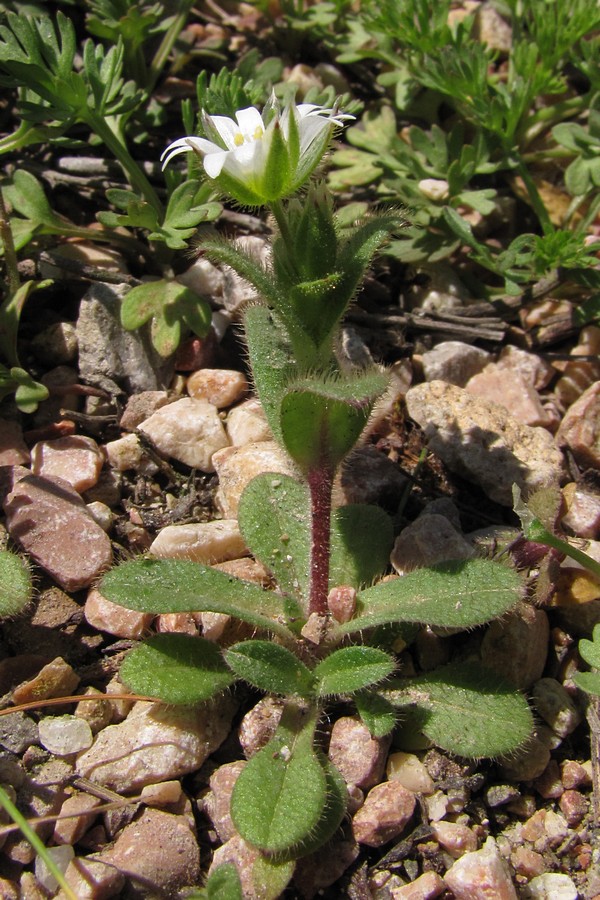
161;100;354;205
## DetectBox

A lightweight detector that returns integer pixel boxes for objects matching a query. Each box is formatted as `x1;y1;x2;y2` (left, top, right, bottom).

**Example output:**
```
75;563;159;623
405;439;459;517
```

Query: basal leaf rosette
161;99;354;206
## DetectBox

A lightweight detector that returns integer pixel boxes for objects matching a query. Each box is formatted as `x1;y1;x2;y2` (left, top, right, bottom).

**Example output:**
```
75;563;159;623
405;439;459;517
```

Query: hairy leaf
0;550;32;618
313;646;396;696
224;641;314;696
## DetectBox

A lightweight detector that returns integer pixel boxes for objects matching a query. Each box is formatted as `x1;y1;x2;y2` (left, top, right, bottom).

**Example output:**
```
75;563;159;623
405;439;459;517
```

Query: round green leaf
120;634;234;704
313;646;396;696
224;640;314;697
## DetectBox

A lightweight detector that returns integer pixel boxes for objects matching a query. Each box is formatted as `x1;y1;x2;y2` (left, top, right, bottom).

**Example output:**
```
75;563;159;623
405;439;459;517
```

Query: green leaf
99;558;298;640
313;646;396;697
354;690;398;738
338;559;524;634
231;705;327;853
386;660;534;758
250;857;295;898
573;671;600;697
277;756;347;861
224;641;315;697
578;624;600;669
189;862;242;900
0;550;32;618
120;279;211;356
120;634;234;705
330;504;394;589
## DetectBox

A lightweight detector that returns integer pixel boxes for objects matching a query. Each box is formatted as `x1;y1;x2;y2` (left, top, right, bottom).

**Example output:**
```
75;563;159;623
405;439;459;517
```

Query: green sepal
231;704;326;854
99;558;299;640
337;559;524;635
385;660;534;758
224;640;315;697
280;370;388;473
119;634;234;705
313;646;396;697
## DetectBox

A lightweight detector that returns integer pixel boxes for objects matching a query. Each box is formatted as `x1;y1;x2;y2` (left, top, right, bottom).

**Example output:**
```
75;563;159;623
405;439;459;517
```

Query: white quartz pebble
38;715;94;756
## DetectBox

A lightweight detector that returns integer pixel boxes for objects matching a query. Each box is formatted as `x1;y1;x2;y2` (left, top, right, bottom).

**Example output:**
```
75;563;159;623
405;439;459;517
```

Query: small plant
99;93;534;895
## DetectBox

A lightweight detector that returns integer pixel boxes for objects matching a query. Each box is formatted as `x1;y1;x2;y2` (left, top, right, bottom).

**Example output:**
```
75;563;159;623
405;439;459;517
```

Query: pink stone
431;820;478;858
84;588;153;640
119;391;170;431
560;759;591;790
559;789;588;826
31;435;104;492
4;474;112;591
0;418;29;466
556;381;600;468
203;760;246;841
187;368;248;408
12;657;80;705
328;717;391;789
466;365;551;428
352;781;416;847
444;837;518;899
53;794;102;845
390;870;446;899
510;845;545;879
155;612;199;635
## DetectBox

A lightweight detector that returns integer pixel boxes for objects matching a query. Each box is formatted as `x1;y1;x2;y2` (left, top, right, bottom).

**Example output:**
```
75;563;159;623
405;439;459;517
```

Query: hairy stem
307;465;334;617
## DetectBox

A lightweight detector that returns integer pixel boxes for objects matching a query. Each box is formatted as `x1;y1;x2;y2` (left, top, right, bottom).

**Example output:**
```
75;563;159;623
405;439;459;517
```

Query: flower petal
235;106;266;141
209;115;243;151
203;149;232;178
160;136;220;168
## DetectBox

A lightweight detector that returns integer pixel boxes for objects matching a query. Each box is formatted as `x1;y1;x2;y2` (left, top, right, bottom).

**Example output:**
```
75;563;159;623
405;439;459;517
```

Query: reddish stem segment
307;465;334;616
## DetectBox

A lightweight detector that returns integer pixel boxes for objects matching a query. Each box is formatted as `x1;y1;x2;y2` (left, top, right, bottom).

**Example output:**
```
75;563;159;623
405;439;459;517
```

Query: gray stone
0;713;38;755
480;603;549;690
405;381;564;505
421;341;491;387
76;282;174;394
532;678;582;738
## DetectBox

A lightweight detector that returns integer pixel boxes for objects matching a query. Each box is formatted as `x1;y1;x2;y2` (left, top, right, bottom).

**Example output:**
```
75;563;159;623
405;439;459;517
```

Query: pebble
328;716;391;789
177;257;224;299
497;728;553;781
74;687;113;733
559;788;588;826
30;435;104;492
351;781;416;847
213;441;296;517
473;1;512;51
84;587;153;639
480;603;549;690
52;793;102;846
484;784;520;808
556;380;600;468
405;381;564;505
97;807;201;895
55;857;125;900
554;324;600;409
0;878;18;900
138;396;229;471
187;367;248;408
391;513;474;572
139;779;183;807
119;391;171;431
531;677;582;738
85;500;114;532
34;845;75;894
443;836;517;899
4;474;113;591
431;820;478;858
340;445;410;509
225;398;272;446
293;837;359;896
103;432;159;474
31;321;78;366
221;235;271;313
149;518;248;563
76;697;236;792
521;808;568;851
76;282;174;394
0;712;39;754
203;760;246;841
34;365;80;427
0;418;30;466
560;759;591;790
496;345;555;391
208;834;262;899
390;870;446;899
38;715;93;756
561;483;600;538
533;759;563;800
420;341;491;387
12;656;80;705
466;365;552;428
522;873;578;899
510;845;546;879
238;696;284;758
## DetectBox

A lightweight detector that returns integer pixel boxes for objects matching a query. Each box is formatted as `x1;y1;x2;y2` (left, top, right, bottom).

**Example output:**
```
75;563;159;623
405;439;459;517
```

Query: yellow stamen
253;125;264;140
234;132;244;147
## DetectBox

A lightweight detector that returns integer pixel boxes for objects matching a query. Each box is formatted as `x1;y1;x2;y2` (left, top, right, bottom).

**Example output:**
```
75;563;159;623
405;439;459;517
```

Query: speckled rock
119;391;171;431
431;820;478;858
12;657;80;705
561;483;600;538
138;397;229;471
53;793;102;846
76;697;236;792
444;836;517;899
531;677;582;738
30;435;104;492
522;873;578;900
55;857;125;900
213;441;296;517
466;365;552;428
556;381;600;468
390;870;446;899
3;474;113;591
238;696;284;758
496;345;554;391
103;433;159;474
203;760;246;841
405;381;564;505
97;807;200;897
340;445;410;509
187;367;248;408
149;518;248;563
352;781;416;847
328;717;391;789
